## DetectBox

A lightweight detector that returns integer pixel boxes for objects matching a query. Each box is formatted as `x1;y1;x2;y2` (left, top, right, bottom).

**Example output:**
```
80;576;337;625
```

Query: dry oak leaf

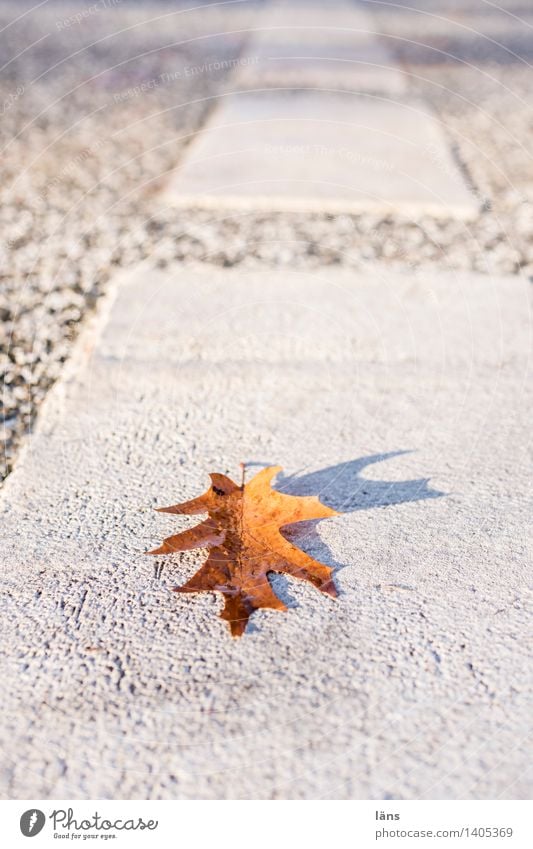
149;465;339;637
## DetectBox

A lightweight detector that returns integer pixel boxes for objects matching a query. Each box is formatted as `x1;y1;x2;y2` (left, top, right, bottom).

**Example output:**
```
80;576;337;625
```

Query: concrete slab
0;264;531;799
163;91;478;218
235;1;407;95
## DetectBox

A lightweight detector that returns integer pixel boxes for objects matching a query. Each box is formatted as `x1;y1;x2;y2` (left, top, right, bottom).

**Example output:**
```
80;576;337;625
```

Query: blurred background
2;0;533;480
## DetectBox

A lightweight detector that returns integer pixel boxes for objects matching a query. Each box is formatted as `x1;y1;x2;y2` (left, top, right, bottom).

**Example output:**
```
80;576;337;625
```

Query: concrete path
1;264;530;799
164;0;477;218
235;0;407;94
163;90;476;217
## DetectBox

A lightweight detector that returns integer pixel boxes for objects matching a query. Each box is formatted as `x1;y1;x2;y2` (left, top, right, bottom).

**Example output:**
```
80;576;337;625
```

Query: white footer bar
1;800;530;848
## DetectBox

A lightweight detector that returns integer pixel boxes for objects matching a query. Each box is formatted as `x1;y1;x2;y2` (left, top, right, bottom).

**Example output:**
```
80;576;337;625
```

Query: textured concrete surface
235;0;407;94
0;264;531;800
164;91;477;217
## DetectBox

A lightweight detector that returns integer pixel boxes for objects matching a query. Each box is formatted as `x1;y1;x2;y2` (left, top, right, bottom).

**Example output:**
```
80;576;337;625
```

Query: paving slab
163;90;478;218
0;263;531;800
234;0;407;95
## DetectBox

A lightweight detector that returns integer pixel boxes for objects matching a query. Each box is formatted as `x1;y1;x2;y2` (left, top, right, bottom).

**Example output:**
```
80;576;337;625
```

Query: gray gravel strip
0;0;257;479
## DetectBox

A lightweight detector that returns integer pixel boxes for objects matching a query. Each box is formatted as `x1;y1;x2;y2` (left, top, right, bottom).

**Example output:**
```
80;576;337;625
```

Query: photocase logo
20;810;45;837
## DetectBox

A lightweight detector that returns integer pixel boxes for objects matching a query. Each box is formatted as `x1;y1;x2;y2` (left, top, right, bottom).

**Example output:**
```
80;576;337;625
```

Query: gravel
0;0;256;479
2;0;533;481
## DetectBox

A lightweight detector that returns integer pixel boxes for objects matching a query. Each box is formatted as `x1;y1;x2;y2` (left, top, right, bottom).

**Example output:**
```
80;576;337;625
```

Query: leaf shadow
258;451;444;608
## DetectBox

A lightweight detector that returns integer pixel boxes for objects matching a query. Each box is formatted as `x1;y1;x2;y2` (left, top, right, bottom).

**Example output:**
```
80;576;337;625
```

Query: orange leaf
148;465;339;636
